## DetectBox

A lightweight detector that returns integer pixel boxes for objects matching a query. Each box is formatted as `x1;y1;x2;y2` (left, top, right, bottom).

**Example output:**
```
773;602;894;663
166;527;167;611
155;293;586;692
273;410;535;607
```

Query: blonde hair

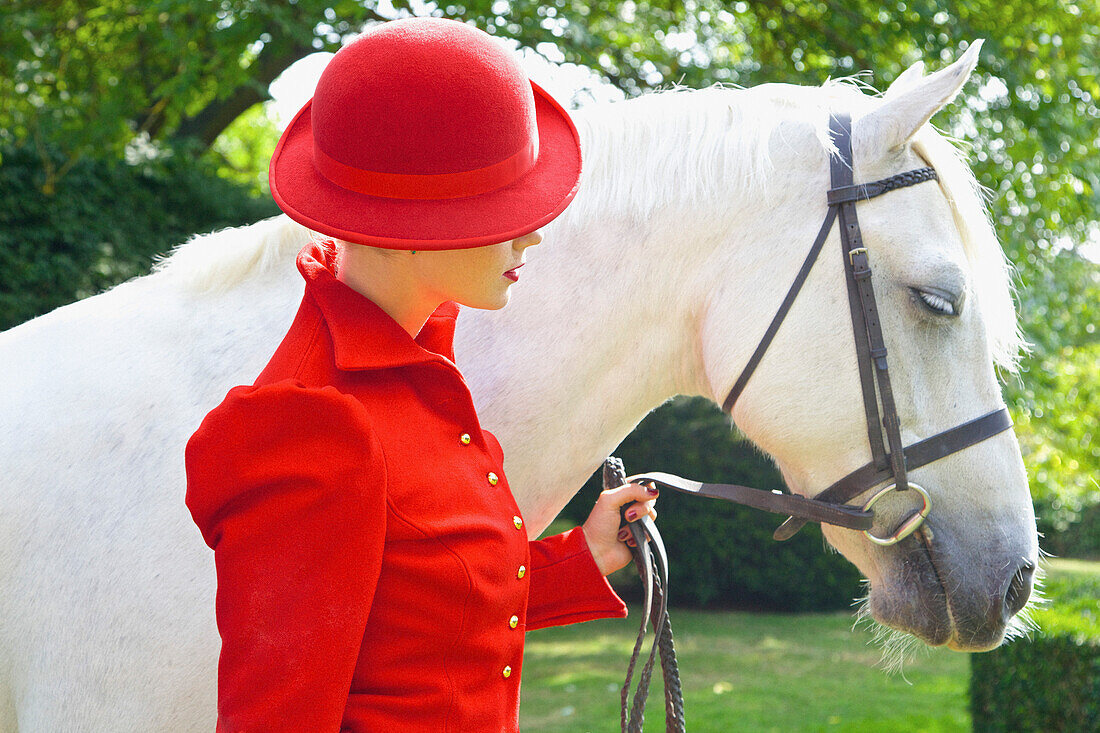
316;231;404;259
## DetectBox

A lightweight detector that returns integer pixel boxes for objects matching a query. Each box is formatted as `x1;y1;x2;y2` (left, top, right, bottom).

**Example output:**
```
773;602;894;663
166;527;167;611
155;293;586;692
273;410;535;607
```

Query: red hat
268;17;583;250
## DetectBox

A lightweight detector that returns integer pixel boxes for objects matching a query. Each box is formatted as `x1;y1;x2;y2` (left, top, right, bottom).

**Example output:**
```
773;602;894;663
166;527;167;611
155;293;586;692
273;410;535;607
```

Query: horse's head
701;42;1038;651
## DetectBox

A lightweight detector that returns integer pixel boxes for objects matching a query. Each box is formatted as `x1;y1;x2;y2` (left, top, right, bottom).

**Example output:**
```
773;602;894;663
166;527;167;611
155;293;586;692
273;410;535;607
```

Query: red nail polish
625;508;638;521
618;528;630;540
646;485;659;495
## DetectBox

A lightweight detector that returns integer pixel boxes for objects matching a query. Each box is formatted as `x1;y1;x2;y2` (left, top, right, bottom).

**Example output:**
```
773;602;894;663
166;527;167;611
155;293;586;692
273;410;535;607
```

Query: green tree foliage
2;1;1095;538
1;0;369;190
0;143;277;330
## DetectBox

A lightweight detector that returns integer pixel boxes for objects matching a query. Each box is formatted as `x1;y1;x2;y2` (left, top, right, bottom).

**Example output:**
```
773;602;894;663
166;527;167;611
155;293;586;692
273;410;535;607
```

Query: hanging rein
611;111;1012;732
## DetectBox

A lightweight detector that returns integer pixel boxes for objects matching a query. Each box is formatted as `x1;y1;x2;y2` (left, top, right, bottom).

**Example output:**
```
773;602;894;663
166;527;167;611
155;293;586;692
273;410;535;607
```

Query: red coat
184;241;626;733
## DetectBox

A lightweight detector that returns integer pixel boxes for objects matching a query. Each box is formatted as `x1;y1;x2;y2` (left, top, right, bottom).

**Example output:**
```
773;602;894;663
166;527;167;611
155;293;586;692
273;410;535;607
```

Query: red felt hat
268;17;582;250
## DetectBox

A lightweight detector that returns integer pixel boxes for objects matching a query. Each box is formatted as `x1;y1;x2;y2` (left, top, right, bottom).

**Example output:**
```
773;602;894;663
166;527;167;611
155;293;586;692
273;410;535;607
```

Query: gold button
509;615;519;629
513;516;523;530
460;433;471;445
487;472;499;486
517;565;526;579
502;666;512;678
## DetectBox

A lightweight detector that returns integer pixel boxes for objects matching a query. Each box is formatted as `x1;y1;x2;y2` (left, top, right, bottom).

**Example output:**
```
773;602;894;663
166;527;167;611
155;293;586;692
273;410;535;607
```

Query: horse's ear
883;60;926;99
858;40;983;157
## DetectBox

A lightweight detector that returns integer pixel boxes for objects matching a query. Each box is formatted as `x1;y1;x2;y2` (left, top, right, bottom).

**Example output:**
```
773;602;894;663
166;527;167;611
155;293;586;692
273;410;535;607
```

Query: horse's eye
912;287;961;317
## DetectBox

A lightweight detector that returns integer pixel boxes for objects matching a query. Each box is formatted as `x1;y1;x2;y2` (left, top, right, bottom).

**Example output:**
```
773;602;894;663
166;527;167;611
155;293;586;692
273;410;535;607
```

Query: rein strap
773;407;1012;540
625;471;873;531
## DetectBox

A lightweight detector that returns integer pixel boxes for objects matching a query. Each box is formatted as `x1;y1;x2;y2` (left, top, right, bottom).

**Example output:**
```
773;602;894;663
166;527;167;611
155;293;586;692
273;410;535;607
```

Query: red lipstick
503;263;524;282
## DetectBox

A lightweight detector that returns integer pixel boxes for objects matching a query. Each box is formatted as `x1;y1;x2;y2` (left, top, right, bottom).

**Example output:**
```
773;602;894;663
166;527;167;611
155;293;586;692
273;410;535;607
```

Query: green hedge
970;561;1100;732
0;143;278;331
562;396;863;611
1042;501;1100;560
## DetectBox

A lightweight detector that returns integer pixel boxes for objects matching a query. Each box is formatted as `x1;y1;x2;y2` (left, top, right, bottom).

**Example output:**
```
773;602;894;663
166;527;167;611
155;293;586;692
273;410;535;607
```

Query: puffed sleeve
185;380;386;733
525;527;627;631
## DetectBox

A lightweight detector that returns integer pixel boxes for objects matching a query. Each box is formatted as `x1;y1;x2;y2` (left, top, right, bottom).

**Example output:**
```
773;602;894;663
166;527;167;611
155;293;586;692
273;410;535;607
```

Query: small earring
410;250;417;255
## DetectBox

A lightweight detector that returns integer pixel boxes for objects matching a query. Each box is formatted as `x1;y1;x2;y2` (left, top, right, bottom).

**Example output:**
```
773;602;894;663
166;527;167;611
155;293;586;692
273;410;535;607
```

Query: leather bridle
613;111;1015;732
629;111;1013;546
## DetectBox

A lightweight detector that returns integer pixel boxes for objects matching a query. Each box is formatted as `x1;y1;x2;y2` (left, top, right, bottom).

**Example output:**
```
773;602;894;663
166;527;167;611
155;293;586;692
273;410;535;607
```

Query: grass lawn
1042;556;1100;578
519;608;971;732
517;558;1091;730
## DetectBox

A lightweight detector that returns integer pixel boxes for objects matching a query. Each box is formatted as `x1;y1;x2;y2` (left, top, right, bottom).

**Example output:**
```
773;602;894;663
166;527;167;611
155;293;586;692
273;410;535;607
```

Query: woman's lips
503;263;524;282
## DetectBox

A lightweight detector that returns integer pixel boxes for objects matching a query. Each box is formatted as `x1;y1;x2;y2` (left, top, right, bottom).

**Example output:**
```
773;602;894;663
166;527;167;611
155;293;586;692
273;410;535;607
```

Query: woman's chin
458;290;511;310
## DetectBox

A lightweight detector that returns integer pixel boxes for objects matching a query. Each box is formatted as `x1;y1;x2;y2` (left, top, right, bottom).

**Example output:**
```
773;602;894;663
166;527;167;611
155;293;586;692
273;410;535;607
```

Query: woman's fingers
619;500;657;547
622;499;657;523
600;480;659;510
583;480;660;574
608;483;658;547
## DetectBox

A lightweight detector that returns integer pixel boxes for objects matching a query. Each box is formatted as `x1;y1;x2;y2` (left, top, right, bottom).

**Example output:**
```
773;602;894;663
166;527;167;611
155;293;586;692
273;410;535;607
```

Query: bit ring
861;483;931;546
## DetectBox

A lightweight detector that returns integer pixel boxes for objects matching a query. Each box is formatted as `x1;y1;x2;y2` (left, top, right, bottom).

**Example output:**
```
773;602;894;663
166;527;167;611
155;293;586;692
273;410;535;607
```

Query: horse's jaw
859;531;954;648
823;499;1038;653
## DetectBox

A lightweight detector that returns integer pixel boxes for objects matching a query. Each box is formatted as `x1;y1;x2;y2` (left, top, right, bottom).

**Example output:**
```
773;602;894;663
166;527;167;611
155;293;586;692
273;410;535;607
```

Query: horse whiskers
1003;549;1050;642
851;552;1045;676
1003;603;1040;642
850;585;925;676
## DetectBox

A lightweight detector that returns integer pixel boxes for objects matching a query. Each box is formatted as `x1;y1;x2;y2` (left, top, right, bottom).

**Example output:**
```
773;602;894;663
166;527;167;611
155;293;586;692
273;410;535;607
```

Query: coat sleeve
185;380;386;733
525;527;627;631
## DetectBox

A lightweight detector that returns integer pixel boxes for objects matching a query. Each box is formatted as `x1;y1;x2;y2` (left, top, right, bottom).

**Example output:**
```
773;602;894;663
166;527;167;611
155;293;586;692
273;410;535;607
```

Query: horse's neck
456;221;693;531
458;213;778;532
457;94;827;533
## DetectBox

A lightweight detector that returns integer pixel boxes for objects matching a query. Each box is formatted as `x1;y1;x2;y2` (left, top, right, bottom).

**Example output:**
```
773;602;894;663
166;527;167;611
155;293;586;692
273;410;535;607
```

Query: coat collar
296;240;460;370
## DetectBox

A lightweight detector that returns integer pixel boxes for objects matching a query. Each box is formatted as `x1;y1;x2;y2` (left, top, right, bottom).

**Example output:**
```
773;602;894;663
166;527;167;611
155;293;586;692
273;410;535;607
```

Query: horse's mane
906;121;1024;371
156;80;1022;368
558;82;842;228
561;80;1022;370
151;211;312;292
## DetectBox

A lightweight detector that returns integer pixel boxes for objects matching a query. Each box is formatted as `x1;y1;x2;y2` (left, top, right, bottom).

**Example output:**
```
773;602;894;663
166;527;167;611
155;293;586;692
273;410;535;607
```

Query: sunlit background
1;2;1096;730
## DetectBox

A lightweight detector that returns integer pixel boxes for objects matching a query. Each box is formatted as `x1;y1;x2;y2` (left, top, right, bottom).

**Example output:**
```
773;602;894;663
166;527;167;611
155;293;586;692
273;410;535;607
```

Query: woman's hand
581;481;659;576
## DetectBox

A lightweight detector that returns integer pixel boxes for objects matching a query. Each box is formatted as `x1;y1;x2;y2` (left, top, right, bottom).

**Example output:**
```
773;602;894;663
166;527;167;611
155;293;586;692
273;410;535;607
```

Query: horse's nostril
1003;559;1035;619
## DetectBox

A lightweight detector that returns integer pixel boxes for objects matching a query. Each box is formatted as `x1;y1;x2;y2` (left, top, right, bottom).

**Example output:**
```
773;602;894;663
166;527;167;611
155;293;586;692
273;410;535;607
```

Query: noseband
629;111;1012;545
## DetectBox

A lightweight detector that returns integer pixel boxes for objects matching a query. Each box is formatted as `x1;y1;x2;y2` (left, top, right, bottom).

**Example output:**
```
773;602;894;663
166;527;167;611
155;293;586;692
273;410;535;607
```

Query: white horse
0;44;1037;731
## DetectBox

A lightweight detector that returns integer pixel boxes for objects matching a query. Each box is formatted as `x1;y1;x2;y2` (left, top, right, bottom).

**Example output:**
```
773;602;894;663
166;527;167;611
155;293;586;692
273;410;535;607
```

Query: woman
185;17;657;733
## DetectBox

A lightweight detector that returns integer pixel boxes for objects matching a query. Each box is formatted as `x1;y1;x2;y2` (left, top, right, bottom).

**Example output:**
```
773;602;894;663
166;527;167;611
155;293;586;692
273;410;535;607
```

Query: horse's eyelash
913;288;959;316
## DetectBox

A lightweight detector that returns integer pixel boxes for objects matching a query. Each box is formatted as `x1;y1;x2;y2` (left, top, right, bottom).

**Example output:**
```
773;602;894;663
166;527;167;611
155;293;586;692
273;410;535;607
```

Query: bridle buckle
860;483;932;546
847;247;868;266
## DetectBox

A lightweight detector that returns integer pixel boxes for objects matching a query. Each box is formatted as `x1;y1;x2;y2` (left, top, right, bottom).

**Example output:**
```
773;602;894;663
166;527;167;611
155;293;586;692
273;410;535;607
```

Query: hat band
313;136;539;200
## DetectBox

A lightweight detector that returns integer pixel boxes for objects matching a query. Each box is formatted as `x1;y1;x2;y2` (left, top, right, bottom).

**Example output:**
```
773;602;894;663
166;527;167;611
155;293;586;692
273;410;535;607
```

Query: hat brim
268;81;582;250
